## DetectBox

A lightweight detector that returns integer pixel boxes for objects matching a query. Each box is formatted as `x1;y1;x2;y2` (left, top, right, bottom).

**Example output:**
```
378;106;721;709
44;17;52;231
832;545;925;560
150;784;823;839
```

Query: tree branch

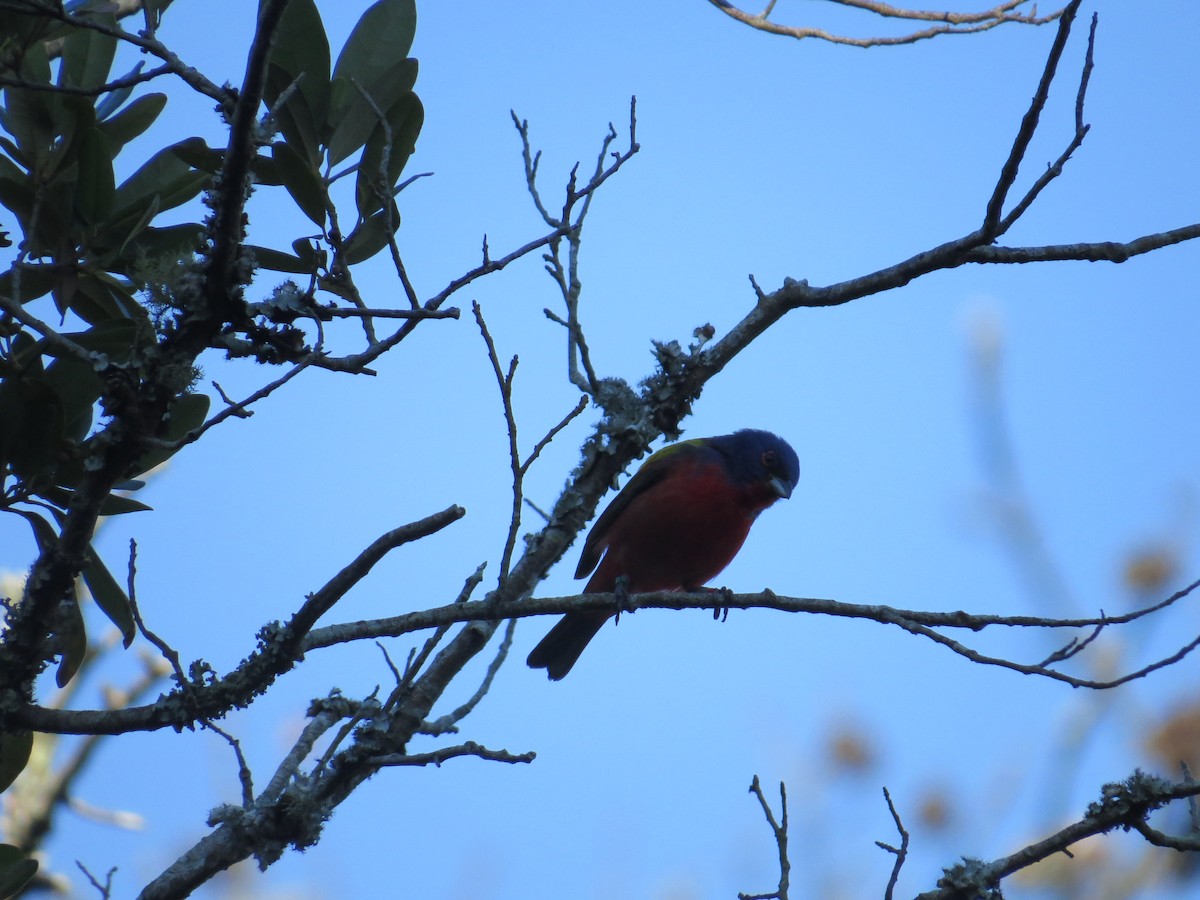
705;0;1063;48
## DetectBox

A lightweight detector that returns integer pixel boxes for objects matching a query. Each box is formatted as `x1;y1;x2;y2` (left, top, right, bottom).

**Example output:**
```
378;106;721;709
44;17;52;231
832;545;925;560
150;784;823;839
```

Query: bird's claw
613;575;632;625
690;585;733;621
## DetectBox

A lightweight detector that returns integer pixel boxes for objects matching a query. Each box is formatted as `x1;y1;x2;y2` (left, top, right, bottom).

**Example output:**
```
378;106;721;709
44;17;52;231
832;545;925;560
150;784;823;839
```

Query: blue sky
4;2;1200;897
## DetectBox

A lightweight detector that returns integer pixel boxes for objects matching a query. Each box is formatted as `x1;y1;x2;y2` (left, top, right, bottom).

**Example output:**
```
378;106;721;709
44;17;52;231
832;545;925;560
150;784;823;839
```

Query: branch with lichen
914;771;1200;898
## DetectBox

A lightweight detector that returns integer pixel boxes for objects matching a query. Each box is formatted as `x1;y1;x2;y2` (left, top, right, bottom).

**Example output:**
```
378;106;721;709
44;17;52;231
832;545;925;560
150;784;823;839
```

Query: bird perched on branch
527;428;799;680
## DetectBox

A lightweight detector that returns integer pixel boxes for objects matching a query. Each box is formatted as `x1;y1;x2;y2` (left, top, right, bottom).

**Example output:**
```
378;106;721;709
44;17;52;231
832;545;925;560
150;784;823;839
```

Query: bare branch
876;788;910;900
422;618;517;736
915;771;1200;898
374;740;535;767
11;573;1200;737
983;0;1083;238
962;223;1200;264
739;775;790;900
474;302;524;580
706;0;1063;48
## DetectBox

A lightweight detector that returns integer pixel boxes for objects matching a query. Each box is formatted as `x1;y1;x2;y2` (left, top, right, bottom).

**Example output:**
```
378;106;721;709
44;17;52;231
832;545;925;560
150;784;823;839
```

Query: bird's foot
690;585;733;622
613;575;632;625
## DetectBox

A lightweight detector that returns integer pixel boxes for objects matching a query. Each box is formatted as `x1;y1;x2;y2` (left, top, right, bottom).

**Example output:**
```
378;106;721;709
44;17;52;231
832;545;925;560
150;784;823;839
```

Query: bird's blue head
709;429;800;500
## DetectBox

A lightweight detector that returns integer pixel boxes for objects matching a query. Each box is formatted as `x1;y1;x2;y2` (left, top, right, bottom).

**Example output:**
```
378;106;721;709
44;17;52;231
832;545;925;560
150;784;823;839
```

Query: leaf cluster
0;4;423;887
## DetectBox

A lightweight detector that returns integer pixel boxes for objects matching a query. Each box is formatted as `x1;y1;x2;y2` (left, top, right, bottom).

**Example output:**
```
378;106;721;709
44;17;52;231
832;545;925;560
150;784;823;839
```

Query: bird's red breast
582;451;778;593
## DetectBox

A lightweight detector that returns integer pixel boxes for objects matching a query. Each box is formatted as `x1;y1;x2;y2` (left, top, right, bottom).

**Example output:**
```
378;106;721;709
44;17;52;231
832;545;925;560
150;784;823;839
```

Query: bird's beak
768;476;794;500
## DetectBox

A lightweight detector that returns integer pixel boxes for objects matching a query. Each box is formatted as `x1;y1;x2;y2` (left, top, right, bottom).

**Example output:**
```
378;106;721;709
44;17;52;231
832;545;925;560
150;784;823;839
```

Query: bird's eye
761;449;777;471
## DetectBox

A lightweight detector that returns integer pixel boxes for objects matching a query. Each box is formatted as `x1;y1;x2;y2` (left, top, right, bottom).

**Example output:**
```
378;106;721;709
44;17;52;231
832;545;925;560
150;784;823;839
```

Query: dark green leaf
263;0;330;164
56;274;147;331
0;846;38;899
107;193;159;258
0;732;32;793
0;263;57;304
119;223;203;273
6;329;40;369
0;6;54;51
0;134;27;168
23;177;74;258
271;140;326;226
248;244;311;274
65;273;145;325
342;203;399;265
75;127;116;224
94;60;146;122
0;153;33;231
97;492;153;515
34;483;152;516
355;91;423;218
82;549;136;647
42;355;101;442
43;94;96;181
98;92;167;156
326;58;417;167
3;41;54;164
292;238;321;270
251;151;283;186
56;317;140;362
0;374;63;479
129;391;209;476
55;595;87;688
332;0;416;90
59;16;117;91
110;140;209;223
168;136;224;174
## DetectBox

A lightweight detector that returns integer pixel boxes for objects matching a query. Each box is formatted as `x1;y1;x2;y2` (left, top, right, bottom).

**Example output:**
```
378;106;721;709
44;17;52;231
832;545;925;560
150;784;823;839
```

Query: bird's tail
526;610;610;680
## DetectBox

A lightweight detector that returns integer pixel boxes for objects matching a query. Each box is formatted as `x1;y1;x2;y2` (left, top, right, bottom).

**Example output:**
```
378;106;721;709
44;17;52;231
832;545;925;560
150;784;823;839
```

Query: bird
527;428;799;680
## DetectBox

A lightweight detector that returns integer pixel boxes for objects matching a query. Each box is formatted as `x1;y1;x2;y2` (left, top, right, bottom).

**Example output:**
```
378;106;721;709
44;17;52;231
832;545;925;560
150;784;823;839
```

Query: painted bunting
527;428;799;680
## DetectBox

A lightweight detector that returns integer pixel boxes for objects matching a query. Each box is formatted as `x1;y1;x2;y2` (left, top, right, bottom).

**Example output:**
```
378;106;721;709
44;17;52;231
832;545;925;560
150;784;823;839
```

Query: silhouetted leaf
42;355;101;442
56;317;140;361
0;844;38;898
169;135;224;173
0;262;56;304
327;58;417;167
341;203;399;264
249;245;311;274
67;273;145;325
0;733;32;793
75;127;116;224
82;549;136;647
120;222;203;271
99;92;167;156
55;595;86;688
94;60;146;122
355;90;423;218
128;391;209;476
272;140;326;226
0;373;63;478
2;39;54;164
332;0;416;91
263;0;330;164
96;492;153;515
109;140;209;227
59;16;117;91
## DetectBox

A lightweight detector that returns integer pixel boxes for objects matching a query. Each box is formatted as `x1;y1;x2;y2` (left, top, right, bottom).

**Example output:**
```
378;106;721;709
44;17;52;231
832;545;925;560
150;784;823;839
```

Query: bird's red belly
588;468;757;592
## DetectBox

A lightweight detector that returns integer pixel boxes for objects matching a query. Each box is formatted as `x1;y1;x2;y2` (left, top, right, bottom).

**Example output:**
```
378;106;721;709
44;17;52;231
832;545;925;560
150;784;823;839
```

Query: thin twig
740;775;790;900
374;741;535;767
876;787;910;900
